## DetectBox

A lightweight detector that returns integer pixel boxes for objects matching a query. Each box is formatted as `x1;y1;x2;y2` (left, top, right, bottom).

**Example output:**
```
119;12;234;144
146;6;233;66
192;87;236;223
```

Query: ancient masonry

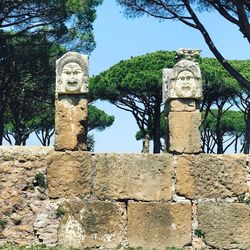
0;50;250;250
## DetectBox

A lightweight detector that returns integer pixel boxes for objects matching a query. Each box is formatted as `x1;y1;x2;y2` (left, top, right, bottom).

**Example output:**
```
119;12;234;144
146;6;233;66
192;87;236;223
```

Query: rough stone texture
54;96;88;151
176;154;247;199
58;200;127;249
33;201;60;246
168;99;198;112
1;147;250;249
198;203;250;249
0;147;55;246
176;48;201;62
128;202;192;249
94;153;174;201
47;151;91;199
168;111;201;153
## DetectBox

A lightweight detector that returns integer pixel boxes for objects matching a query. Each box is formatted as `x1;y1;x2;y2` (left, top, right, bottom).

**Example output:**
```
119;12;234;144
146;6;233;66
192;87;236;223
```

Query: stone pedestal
163;53;202;154
167;99;201;153
54;52;89;151
54;95;88;151
168;110;201;153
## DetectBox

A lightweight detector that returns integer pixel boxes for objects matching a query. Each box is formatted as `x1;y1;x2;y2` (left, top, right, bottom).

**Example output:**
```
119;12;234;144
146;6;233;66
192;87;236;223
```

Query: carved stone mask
56;52;88;94
162;59;202;102
175;70;197;98
61;62;84;92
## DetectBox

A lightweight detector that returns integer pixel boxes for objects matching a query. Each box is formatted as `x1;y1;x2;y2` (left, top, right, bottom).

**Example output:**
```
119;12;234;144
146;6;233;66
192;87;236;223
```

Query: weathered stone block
168;99;198;112
54;96;88;151
47;151;91;199
176;154;247;199
94;154;174;201
0;147;53;246
128;202;192;249
58;200;126;249
33;202;60;246
168;111;201;153
198;203;250;249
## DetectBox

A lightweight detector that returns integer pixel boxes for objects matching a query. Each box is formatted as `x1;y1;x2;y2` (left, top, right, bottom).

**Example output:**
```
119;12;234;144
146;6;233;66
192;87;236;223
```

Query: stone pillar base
55;95;88;151
168;111;201;154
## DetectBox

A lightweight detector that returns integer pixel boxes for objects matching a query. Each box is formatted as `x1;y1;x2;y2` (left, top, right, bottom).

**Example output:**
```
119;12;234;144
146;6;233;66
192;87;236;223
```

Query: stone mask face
61;62;84;92
175;70;197;98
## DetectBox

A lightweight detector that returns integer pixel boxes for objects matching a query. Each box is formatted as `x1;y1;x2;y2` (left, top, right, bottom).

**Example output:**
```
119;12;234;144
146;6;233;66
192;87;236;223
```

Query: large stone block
168;99;198;112
58;201;126;249
94;154;174;201
54;96;88;151
168;111;201;153
128;202;192;249
176;154;247;199
198;203;250;249
47;151;91;199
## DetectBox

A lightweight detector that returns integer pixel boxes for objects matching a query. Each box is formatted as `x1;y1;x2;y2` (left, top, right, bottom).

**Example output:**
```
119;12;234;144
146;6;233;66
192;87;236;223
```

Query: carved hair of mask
56;52;88;94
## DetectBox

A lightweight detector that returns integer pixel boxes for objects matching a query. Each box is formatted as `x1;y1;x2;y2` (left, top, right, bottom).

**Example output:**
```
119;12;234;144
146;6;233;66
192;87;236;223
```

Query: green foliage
90;50;176;101
116;0;250;91
201;109;246;153
238;193;250;205
200;58;242;102
91;49;250;153
194;229;206;238
86;134;95;152
88;105;115;132
55;208;65;219
90;50;176;153
87;105;115;151
0;220;6;230
135;113;166;140
1;33;61;145
0;0;104;145
34;172;47;189
201;110;245;135
1;33;114;146
0;245;60;250
0;0;103;54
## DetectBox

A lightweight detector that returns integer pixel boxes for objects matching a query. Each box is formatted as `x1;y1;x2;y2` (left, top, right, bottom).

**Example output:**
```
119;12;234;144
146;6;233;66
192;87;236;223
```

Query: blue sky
88;1;250;153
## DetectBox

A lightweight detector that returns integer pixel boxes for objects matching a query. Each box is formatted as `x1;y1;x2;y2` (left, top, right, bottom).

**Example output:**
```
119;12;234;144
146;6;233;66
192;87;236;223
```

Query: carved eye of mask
74;70;82;75
62;70;70;75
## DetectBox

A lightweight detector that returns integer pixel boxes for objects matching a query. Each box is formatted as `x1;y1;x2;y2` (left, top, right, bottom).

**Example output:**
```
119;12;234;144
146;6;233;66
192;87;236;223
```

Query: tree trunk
244;107;250;154
153;95;161;153
217;136;224;154
215;104;224;154
0;112;4;145
14;131;23;145
0;97;5;145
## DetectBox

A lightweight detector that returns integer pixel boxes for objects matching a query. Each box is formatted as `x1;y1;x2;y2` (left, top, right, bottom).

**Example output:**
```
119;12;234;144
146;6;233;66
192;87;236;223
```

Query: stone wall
0;147;249;249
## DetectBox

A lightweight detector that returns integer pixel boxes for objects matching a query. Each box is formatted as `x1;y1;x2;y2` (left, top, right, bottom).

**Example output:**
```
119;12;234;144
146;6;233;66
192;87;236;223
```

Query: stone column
162;49;202;154
54;52;89;151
